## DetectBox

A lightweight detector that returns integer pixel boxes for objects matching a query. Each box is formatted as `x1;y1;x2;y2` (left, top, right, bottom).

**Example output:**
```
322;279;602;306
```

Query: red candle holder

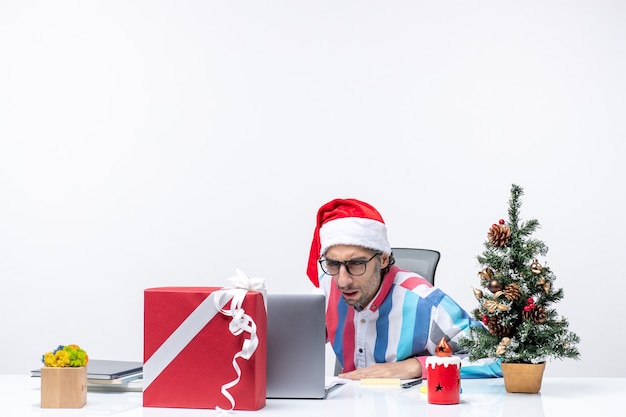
425;355;461;404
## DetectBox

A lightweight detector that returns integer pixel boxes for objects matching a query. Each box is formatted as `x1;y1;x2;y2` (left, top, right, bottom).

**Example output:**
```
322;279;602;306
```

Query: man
307;198;502;380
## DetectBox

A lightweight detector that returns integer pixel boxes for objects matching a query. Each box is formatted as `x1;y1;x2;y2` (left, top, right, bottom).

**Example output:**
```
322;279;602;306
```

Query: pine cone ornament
488;223;511;247
503;283;521;301
487;316;511;337
523;306;547;323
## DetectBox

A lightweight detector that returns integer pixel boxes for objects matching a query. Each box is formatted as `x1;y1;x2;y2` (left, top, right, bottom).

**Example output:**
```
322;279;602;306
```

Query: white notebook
32;359;142;380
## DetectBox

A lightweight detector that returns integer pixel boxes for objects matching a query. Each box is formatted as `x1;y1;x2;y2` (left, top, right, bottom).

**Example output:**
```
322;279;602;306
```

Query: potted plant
458;184;580;393
40;344;89;408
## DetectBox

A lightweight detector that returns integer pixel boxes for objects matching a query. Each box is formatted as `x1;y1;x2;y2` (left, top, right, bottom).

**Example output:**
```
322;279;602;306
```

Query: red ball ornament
527;297;534;305
498;219;505;225
524;305;532;312
482;315;489;325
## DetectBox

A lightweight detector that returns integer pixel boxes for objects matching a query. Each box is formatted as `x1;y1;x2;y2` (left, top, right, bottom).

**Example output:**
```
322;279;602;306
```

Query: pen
401;378;423;389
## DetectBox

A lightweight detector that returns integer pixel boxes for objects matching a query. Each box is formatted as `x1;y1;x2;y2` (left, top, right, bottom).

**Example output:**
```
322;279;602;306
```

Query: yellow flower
41;344;88;367
43;352;55;367
55;350;70;367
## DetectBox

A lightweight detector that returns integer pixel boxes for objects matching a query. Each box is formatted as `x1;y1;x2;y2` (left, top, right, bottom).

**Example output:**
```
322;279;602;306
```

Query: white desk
1;375;624;416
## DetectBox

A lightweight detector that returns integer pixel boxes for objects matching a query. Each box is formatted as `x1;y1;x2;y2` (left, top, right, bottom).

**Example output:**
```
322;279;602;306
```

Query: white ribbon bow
214;270;266;413
227;268;267;292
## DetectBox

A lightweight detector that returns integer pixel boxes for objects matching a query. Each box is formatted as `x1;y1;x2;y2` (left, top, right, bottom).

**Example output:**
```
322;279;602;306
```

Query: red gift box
143;286;267;410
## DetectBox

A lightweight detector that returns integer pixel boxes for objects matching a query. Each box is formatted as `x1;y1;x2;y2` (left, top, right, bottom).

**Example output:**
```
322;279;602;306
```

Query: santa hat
307;198;391;287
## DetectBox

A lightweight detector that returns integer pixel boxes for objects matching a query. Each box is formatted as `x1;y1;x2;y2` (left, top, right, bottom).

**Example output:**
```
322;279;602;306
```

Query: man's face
324;245;389;310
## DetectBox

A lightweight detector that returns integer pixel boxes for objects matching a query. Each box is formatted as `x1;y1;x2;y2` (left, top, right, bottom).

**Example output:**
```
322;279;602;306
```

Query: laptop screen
266;293;327;399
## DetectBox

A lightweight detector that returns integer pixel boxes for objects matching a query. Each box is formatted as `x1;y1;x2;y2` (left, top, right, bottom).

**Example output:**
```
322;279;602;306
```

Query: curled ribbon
213;270;265;412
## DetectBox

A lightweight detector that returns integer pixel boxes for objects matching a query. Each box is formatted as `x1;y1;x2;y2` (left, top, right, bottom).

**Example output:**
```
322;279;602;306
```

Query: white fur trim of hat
320;217;391;256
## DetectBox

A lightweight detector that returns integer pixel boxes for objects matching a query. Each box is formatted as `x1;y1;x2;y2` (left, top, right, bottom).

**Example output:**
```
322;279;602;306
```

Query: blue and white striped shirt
320;266;502;379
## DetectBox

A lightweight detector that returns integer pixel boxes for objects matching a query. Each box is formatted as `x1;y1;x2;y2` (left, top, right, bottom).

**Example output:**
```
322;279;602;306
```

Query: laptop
266;293;328;399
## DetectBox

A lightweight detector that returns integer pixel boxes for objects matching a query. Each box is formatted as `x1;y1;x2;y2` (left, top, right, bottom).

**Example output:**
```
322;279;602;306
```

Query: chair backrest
391;247;440;285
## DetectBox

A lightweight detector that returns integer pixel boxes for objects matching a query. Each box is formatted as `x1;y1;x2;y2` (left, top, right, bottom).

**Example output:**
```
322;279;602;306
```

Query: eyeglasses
319;253;381;277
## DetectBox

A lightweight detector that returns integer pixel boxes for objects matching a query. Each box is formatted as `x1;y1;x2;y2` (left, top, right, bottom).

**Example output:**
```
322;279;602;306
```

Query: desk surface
1;375;624;417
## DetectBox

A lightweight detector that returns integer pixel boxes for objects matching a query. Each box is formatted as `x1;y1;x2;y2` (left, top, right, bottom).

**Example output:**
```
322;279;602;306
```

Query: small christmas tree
459;184;580;364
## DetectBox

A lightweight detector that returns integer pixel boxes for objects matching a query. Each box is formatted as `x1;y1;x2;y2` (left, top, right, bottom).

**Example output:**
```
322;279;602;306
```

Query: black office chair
333;247;441;375
391;247;441;285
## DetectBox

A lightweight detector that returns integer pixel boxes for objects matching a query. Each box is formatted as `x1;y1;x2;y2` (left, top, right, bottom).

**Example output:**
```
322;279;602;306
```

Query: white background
1;1;624;377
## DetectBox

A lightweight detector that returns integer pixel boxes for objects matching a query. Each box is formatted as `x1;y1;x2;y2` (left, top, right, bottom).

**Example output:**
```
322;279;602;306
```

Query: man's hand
338;358;421;380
